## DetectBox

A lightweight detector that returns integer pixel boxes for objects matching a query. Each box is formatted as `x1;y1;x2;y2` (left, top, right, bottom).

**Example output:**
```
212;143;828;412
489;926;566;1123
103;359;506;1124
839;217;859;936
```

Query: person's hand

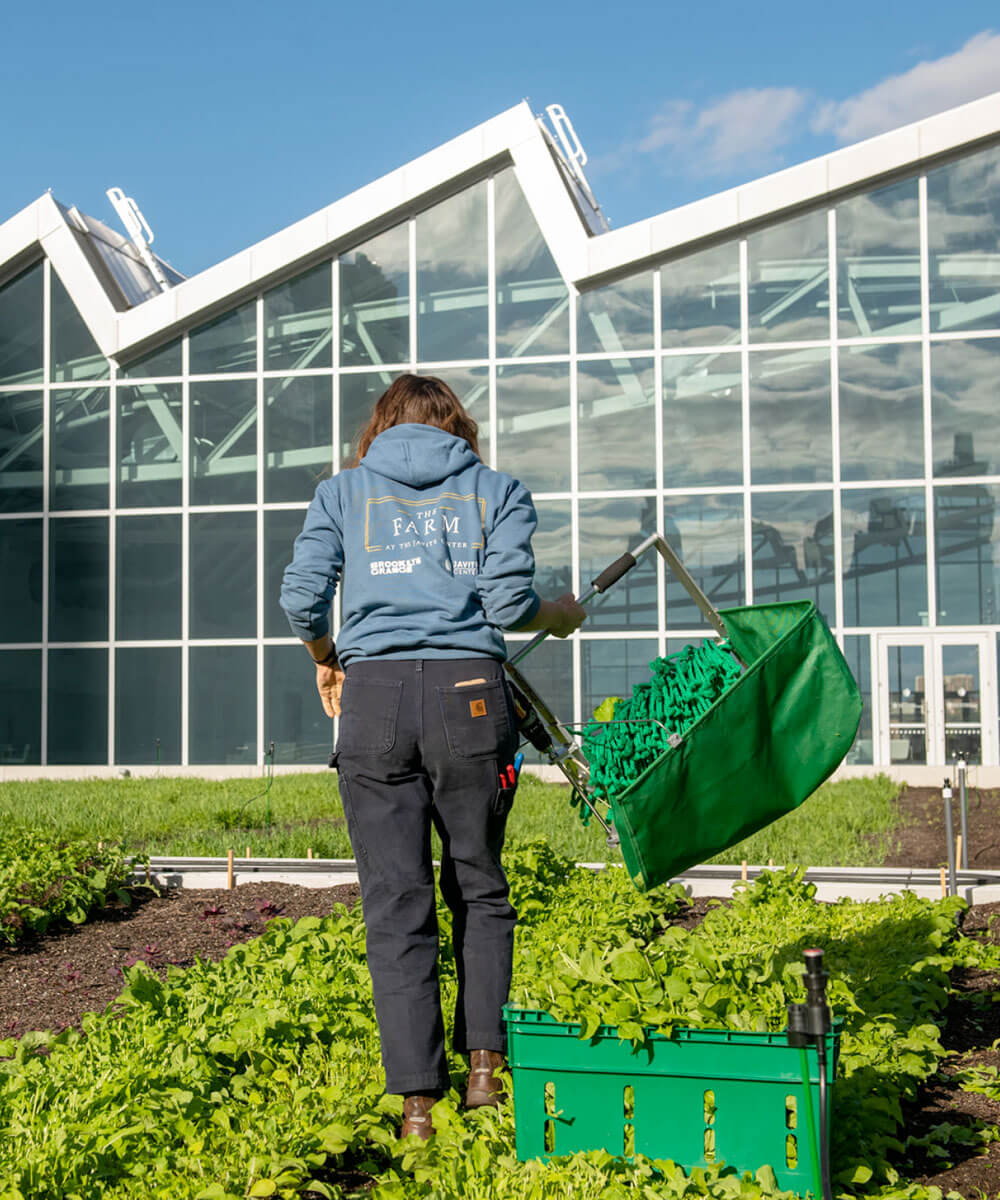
548;593;587;638
316;662;346;718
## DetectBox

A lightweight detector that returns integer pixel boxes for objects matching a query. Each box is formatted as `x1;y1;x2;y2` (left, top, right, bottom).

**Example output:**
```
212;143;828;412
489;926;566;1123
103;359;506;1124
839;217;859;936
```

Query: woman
280;374;585;1140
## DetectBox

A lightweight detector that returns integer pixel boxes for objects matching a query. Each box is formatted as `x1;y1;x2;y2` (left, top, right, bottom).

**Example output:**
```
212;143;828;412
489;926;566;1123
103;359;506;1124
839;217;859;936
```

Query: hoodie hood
360;423;480;487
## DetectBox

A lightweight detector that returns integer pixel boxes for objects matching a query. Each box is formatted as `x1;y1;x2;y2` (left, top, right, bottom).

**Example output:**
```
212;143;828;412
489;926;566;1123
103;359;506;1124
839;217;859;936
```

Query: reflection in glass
843;635;872;764
116;515;181;640
662;242;740;348
341;226;410;367
841;489;927;626
339;371;392;464
0;651;41;764
119;338;182;379
191;512;256;638
49;517;108;642
579;497;658;630
118;383;183;507
504;637;572;763
495;170;568;357
581;639;658;723
935;484;1000;625
189;302;256;374
48;649;107;764
265;508;311;636
577;359;656;490
190;379;257;504
0;263;43;386
51;387;110;510
116;647;181;764
265;645;332;764
263;263;332;370
942;643;982;764
496;364;570;494
579;272;653;354
663;353;742;488
840;343;923;481
0;390;44;511
749;347;831;484
751;491;835;620
264;375;332;502
932;339;1000;477
748;209;828;343
416;183;488;361
663;494;745;627
837;178;920;337
927;143;1000;333
190;646;256;764
438;366;490;464
887;644;926;763
51;270;108;381
532;500;572;598
0;519;42;641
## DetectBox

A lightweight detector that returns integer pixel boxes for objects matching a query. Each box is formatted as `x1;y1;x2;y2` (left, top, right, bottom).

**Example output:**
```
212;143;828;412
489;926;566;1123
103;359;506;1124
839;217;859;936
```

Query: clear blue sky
3;1;998;277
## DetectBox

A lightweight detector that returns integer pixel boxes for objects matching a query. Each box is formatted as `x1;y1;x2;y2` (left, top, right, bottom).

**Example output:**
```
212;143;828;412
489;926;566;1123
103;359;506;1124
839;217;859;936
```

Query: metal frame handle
509;532;727;666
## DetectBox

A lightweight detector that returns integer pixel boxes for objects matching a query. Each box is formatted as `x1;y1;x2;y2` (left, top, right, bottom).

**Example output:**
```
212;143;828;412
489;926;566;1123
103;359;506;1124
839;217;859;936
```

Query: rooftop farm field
1;835;999;1199
0;773;906;867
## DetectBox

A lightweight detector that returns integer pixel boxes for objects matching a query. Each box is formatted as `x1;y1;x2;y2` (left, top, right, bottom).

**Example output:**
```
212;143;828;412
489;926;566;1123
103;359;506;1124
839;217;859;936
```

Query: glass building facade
3;141;1000;770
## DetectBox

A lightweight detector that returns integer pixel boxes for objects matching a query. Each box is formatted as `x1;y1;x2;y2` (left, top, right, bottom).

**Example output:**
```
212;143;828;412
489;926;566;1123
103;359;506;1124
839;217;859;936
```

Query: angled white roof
2;92;1000;365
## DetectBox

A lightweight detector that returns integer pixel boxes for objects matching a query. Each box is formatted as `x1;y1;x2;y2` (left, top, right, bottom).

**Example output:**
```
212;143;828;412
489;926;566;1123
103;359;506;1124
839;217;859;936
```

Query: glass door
876;633;996;766
877;636;928;765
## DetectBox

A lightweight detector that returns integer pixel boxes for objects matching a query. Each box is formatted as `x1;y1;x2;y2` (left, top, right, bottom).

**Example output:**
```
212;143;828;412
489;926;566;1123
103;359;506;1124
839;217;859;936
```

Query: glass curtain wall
4;143;1000;767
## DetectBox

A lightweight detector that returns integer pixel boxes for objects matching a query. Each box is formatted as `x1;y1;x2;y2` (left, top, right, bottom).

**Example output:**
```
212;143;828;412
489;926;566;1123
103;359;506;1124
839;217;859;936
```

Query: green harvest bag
609;600;862;891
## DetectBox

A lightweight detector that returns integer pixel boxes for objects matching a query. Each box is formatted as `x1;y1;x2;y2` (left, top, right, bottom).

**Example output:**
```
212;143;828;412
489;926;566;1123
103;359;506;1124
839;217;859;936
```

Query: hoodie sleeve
280;480;344;641
476;478;542;631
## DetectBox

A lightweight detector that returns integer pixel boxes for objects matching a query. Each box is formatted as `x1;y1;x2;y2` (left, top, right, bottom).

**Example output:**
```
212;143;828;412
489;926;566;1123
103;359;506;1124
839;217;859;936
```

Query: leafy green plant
0;830;140;944
0;845;998;1199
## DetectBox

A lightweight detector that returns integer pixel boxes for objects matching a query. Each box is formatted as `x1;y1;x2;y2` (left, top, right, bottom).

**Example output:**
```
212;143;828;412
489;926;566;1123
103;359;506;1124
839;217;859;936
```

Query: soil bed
885;785;1000;870
900;900;1000;1196
0;881;359;1041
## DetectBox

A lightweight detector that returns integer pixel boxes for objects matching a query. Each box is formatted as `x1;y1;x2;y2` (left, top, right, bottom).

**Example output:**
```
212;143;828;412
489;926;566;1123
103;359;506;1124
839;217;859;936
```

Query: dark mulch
883;785;1000;870
901;900;1000;1196
0;881;359;1041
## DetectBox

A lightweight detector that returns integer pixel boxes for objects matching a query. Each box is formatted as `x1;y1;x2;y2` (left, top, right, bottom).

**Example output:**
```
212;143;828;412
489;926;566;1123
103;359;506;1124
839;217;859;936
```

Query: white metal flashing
3;92;1000;364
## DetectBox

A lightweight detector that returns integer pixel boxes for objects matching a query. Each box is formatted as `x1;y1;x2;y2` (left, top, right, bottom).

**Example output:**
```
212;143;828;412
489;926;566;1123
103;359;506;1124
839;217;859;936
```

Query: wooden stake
307;847;313;860
227;849;234;891
246;845;251;860
940;866;947;898
97;841;103;852
955;835;963;873
767;858;775;868
741;860;748;883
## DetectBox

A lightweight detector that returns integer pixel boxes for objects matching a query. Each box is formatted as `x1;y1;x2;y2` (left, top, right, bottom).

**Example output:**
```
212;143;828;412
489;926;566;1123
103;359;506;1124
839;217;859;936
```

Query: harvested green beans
583;640;742;802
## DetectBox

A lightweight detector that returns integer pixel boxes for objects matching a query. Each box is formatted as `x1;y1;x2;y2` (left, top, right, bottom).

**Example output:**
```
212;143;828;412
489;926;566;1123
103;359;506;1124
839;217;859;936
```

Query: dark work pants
335;657;519;1095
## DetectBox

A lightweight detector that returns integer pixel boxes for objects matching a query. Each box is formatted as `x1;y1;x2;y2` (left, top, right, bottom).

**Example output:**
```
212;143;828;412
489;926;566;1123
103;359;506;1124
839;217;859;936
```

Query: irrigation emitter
503;532;863;890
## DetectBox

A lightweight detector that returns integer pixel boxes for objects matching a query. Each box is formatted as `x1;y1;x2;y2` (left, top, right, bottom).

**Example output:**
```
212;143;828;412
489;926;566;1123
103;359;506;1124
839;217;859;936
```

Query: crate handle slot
624;1122;635;1157
785;1132;798;1169
623;1084;634;1120
785;1094;797;1130
703;1088;716;1126
544;1120;555;1153
704;1127;716;1163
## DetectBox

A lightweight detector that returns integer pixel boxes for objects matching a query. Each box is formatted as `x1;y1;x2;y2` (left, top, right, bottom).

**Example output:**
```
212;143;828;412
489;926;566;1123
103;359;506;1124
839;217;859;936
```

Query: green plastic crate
504;1005;841;1194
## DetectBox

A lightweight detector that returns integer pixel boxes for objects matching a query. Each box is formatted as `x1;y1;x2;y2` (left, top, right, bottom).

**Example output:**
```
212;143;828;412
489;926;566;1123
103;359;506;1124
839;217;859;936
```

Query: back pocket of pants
437;678;513;760
338;677;403;755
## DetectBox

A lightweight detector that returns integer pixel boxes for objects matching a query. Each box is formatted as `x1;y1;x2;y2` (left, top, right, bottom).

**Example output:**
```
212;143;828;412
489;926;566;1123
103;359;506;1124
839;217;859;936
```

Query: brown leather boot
465;1049;507;1108
399;1094;438;1141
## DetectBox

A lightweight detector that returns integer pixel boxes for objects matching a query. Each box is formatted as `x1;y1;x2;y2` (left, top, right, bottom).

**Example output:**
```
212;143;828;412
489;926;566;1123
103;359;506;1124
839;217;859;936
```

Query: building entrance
876;633;997;767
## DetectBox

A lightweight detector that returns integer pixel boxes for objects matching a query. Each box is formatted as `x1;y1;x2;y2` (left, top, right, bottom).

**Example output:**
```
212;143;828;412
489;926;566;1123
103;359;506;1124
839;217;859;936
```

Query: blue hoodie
280;424;542;665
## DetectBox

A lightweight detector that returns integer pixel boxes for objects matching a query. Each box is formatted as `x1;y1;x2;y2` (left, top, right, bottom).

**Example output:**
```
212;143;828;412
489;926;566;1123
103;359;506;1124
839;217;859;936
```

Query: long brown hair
351;373;480;465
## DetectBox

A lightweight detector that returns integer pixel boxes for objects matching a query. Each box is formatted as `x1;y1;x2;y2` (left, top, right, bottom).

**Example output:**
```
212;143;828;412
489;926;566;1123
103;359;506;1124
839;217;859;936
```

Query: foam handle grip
591;552;637;593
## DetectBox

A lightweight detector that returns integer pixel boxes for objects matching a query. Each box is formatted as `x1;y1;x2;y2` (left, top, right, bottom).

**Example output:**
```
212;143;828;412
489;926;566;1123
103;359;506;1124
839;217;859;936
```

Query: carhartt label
469;699;487;718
